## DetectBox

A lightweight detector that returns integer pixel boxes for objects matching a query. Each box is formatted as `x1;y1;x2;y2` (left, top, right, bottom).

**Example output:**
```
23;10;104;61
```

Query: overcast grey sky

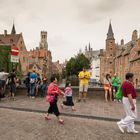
0;0;140;62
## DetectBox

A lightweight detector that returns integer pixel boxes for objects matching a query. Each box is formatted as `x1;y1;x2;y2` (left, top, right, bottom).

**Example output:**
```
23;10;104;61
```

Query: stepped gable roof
116;45;125;58
0;33;21;45
122;41;135;56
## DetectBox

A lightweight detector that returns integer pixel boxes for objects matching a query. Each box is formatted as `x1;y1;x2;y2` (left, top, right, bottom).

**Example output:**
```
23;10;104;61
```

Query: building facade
85;44;100;82
0;24;29;74
28;31;52;78
100;23;140;87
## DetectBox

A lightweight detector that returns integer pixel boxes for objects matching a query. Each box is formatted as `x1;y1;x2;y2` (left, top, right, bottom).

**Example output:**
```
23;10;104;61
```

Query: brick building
100;22;140;87
100;22;116;82
28;31;52;78
0;24;29;74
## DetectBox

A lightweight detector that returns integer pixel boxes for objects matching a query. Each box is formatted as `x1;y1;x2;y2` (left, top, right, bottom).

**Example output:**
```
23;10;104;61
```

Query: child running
61;82;76;111
44;76;64;124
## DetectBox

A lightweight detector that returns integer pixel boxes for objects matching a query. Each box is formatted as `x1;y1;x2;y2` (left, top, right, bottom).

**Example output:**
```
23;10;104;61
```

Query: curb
0;106;140;124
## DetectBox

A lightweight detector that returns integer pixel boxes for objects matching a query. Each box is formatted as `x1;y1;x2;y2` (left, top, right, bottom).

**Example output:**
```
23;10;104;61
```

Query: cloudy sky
0;0;140;62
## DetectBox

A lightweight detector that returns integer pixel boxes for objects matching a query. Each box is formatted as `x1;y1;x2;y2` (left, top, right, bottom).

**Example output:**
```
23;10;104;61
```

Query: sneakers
127;129;139;134
117;122;124;133
77;99;81;102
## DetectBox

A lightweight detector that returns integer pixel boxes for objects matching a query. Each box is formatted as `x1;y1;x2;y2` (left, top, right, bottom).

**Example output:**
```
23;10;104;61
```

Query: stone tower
39;31;48;49
105;22;116;75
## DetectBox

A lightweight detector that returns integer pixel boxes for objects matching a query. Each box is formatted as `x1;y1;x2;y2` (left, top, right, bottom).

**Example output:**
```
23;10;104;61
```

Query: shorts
10;84;16;93
79;83;88;92
104;84;111;91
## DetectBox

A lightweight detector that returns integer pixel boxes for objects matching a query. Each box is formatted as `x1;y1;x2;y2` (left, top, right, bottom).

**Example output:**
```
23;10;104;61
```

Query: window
110;48;112;50
110;62;112;64
110;54;113;57
138;51;140;55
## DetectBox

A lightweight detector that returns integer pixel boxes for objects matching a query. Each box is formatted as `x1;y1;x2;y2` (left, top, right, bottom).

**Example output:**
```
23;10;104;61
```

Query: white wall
90;57;100;81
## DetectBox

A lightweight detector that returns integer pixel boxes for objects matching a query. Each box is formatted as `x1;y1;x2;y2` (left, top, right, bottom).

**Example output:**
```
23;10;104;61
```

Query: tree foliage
66;53;90;76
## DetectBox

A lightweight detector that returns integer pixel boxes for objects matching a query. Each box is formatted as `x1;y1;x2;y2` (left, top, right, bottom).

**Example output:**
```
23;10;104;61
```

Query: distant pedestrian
8;69;17;100
44;76;64;124
78;67;90;102
112;73;121;101
0;69;9;98
103;74;112;102
25;72;31;96
35;73;41;96
40;76;48;97
60;81;76;111
117;73;139;134
29;70;37;98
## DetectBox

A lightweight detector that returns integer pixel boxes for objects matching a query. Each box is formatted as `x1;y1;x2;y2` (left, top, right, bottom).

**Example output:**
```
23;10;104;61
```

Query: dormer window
10;39;13;43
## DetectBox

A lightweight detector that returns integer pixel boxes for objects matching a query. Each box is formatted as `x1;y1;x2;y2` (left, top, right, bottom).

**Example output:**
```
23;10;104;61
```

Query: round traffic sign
11;44;19;56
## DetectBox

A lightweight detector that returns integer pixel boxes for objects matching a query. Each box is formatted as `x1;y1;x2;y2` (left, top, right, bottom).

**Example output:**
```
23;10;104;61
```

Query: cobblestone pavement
0;95;140;121
0;108;140;140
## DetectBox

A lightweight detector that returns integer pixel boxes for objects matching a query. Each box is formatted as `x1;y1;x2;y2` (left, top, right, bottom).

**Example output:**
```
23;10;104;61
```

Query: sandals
45;116;51;120
59;119;64;124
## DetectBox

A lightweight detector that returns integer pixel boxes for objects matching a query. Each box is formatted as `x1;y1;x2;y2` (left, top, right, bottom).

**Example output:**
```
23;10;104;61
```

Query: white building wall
91;57;100;81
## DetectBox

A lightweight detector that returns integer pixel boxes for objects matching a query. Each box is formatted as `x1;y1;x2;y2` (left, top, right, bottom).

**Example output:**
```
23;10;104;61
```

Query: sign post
10;44;19;70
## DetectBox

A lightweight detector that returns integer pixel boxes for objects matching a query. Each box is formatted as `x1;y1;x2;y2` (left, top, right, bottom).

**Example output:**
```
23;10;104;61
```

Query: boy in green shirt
112;73;121;101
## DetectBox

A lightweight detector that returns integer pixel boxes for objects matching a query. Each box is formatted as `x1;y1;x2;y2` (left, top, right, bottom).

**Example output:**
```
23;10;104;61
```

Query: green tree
66;53;90;76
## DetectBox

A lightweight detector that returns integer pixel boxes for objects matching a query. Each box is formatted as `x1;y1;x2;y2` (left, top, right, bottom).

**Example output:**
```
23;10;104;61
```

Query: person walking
78;67;90;102
60;81;76;111
35;73;41;96
117;73;139;134
44;76;64;124
25;72;31;96
103;74;112;102
112;73;121;101
40;76;48;97
0;69;9;99
29;70;37;98
8;69;17;100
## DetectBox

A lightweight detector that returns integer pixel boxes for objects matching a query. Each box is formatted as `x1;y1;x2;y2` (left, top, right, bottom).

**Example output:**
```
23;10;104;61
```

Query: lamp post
43;57;47;76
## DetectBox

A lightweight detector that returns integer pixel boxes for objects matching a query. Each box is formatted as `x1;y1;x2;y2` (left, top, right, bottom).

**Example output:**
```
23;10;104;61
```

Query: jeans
30;83;36;97
40;83;48;97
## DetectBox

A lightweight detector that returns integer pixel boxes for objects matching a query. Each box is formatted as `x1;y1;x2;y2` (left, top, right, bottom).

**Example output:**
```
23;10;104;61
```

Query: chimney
121;39;124;45
4;30;7;37
132;30;138;42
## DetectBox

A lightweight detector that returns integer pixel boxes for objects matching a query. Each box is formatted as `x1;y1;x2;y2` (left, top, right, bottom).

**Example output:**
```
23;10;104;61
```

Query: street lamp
43;57;47;75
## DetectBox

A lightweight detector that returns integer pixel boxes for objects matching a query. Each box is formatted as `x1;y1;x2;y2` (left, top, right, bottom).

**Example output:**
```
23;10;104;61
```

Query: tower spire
107;21;114;40
11;21;16;34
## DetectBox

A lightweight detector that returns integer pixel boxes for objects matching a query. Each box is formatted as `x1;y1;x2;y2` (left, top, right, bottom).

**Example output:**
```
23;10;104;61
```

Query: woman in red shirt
44;76;64;124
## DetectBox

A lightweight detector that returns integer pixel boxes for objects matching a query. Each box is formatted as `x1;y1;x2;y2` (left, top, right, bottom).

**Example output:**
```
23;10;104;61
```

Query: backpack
30;78;36;84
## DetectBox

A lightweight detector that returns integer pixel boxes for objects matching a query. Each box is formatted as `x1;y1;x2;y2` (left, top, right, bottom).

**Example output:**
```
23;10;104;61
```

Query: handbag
45;95;54;103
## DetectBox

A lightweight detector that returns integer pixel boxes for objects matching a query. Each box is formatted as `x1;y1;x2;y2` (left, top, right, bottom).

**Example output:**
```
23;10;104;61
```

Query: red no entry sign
11;44;19;56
